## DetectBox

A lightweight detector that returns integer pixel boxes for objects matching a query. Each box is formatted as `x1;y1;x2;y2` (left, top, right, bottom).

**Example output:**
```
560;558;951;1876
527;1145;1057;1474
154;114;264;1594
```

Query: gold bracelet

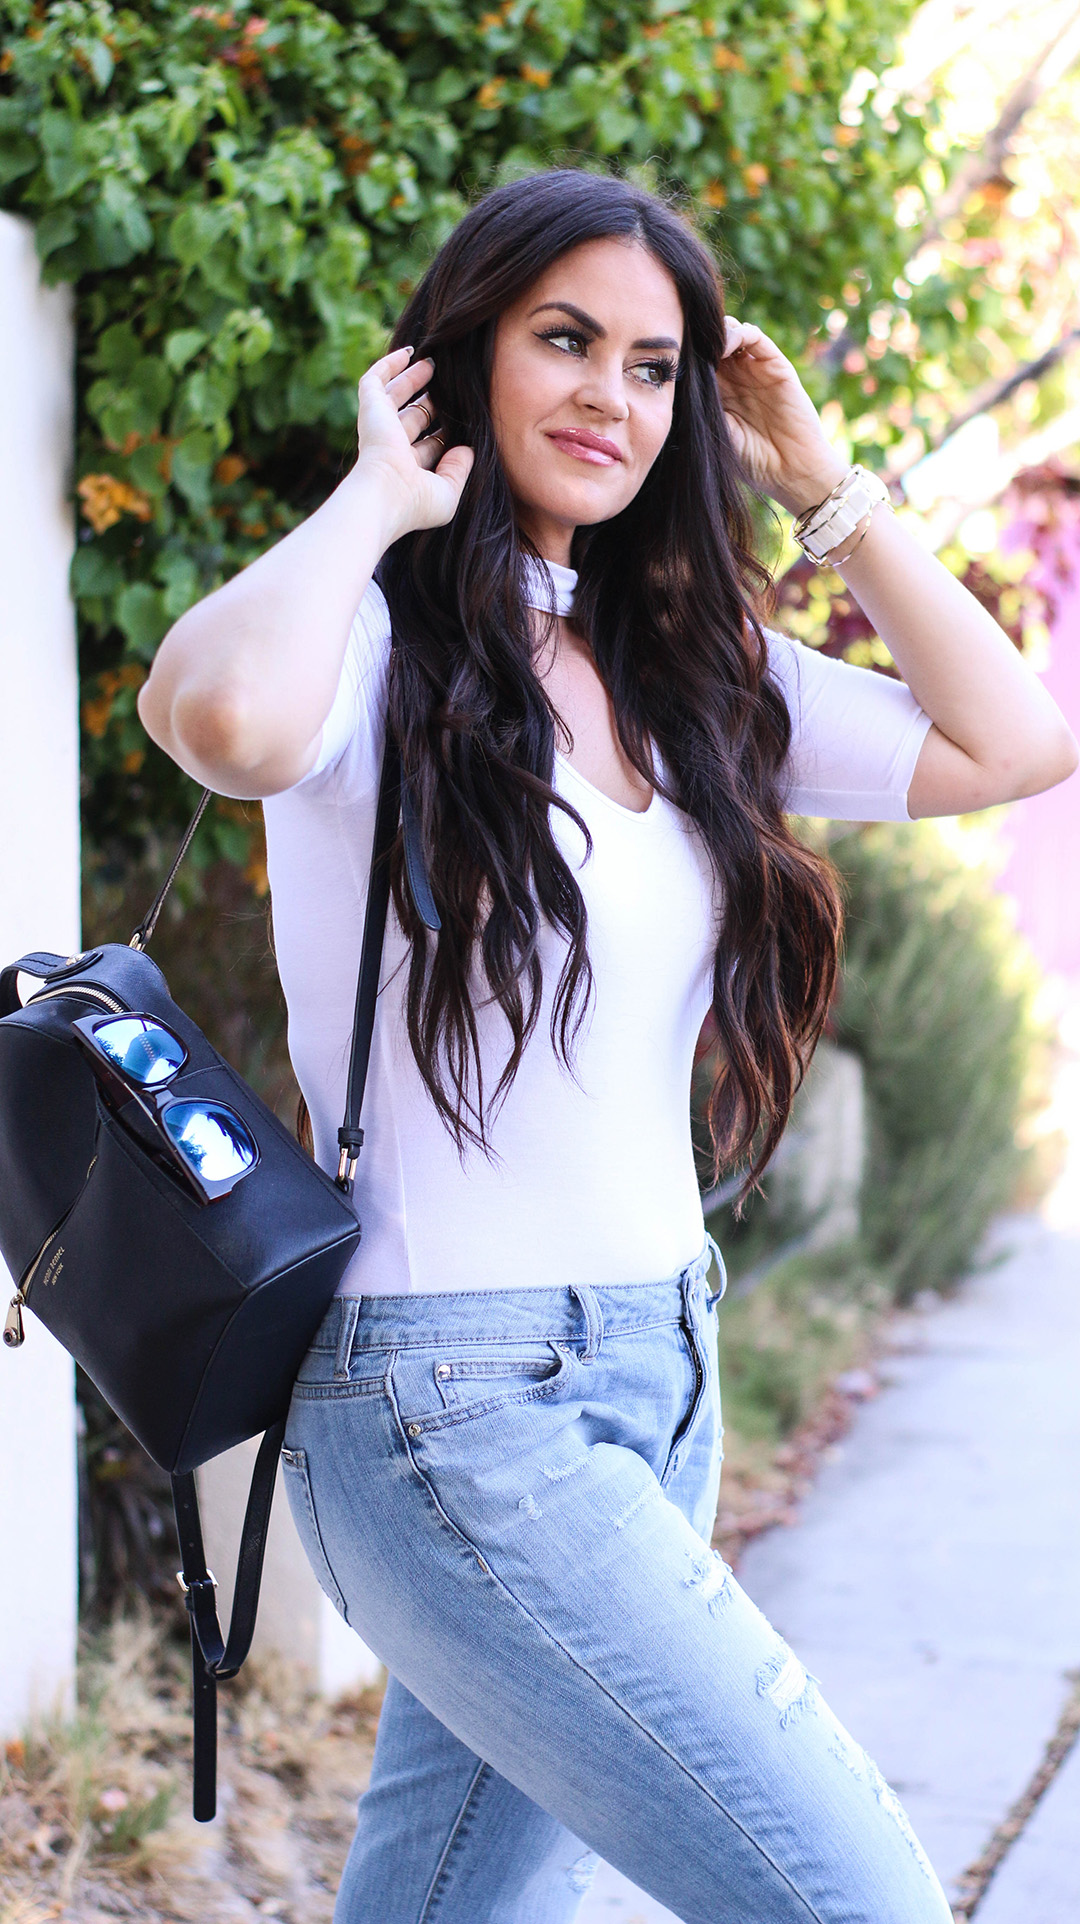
825;504;876;570
792;470;857;543
793;465;893;564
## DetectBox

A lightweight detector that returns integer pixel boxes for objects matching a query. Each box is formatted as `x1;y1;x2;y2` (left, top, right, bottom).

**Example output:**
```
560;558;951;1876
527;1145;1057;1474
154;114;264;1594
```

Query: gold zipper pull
4;1293;26;1349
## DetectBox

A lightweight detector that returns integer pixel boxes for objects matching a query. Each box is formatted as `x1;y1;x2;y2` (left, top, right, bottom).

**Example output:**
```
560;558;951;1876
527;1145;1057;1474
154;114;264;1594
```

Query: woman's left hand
717;318;849;516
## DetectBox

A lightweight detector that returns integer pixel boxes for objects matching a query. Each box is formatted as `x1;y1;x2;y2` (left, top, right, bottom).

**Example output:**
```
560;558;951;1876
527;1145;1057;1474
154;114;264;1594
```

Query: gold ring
407;398;434;433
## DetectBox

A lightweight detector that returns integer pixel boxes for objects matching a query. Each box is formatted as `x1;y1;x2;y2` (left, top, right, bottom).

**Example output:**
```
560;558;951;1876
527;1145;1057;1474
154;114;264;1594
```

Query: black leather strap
171;1418;285;1822
0;953;69;1017
129;789;212;952
336;727;405;1191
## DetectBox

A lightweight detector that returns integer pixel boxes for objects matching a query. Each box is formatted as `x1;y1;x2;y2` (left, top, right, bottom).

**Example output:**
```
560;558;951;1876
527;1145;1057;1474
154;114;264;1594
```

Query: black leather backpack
0;731;435;1818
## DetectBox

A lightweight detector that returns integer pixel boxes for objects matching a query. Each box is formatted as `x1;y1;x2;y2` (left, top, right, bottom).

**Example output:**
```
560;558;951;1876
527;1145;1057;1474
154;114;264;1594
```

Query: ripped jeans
282;1241;952;1924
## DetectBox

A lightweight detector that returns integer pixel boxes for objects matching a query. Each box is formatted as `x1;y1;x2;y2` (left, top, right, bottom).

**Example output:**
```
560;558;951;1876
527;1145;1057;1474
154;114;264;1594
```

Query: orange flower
214;453;248;485
742;162;769;195
701;181;727;209
77;473;154;534
713;45;745;70
832;124;858;147
220;38;264;83
520;61;550;85
81;665;145;741
339;133;374;176
476;77;504;109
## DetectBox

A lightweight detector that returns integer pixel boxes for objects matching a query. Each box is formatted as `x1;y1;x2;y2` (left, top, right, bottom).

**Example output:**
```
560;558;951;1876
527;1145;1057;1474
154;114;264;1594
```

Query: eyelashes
534;326;680;388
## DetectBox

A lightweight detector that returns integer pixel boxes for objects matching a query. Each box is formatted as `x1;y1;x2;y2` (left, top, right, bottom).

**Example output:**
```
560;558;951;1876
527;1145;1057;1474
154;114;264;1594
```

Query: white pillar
198;1443;382;1694
0;214;80;1733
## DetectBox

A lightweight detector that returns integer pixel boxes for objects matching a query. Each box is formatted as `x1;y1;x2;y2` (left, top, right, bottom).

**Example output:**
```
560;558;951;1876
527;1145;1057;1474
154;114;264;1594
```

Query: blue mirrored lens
95;1016;186;1087
162;1101;257;1185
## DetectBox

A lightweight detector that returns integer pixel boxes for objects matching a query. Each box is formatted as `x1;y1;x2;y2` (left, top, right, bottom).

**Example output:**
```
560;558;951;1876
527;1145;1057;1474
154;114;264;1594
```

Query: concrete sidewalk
577;1210;1080;1922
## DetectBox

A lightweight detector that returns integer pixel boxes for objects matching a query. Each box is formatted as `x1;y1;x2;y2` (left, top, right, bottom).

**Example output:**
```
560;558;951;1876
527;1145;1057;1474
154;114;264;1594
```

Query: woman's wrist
338;456;417;550
771;451;852;519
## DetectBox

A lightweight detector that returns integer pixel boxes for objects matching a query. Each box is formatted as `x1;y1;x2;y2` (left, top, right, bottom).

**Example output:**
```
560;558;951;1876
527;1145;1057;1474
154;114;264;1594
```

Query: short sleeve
289;578;392;796
765;628;934;822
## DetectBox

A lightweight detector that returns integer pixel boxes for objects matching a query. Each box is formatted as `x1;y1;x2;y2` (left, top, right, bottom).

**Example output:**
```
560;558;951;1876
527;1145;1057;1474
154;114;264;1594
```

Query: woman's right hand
353;345;475;540
139;349;474;799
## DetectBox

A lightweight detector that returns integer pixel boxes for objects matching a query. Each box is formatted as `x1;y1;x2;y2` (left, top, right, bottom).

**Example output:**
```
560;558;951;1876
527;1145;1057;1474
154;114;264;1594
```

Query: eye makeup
533;324;680;388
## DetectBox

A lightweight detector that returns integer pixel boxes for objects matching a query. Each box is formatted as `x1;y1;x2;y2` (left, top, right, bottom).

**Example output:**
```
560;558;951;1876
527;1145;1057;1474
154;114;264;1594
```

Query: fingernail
403;344;414;358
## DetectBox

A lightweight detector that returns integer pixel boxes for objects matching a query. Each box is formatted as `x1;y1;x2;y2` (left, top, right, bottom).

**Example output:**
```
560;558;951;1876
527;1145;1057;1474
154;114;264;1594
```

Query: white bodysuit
262;560;933;1296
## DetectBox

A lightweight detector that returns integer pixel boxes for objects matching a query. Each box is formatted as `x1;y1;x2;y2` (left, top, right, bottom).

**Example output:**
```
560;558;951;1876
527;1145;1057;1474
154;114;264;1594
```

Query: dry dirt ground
1;1618;382;1924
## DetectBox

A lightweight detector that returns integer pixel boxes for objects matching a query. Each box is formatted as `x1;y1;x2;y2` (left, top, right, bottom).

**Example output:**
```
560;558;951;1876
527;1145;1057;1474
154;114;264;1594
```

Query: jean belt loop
704;1232;727;1312
569;1281;604;1362
333;1296;361;1381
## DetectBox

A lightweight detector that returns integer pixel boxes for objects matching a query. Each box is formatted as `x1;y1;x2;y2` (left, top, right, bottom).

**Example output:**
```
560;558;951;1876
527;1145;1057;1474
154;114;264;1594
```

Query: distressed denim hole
683;1549;733;1615
542;1450;589;1485
613;1483;659;1533
756;1647;814;1727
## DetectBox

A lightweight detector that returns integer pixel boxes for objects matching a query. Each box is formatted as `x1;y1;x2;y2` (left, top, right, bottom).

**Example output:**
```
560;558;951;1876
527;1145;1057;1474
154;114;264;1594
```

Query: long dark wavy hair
368;169;841;1189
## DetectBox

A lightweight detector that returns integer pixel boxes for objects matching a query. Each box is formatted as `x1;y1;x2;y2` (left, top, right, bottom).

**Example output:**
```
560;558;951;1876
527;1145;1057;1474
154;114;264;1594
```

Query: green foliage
830;821;1048;1297
0;0;935;876
702;821;1049;1306
716;1241;886;1443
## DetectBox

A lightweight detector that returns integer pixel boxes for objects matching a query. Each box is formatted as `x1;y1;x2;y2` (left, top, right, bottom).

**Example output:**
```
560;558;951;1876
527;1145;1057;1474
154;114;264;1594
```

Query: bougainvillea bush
0;0;942;876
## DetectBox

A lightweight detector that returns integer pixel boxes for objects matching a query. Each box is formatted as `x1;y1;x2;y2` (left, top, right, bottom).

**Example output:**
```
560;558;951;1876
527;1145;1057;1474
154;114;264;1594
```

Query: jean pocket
280;1444;349;1619
397;1340;570;1435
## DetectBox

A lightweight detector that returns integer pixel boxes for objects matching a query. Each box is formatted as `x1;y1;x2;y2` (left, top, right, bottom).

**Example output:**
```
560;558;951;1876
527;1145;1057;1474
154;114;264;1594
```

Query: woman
139;171;1076;1923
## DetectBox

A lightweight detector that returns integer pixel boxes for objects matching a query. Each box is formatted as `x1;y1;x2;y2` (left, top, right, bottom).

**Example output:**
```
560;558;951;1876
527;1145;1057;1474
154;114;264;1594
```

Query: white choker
521;555;577;617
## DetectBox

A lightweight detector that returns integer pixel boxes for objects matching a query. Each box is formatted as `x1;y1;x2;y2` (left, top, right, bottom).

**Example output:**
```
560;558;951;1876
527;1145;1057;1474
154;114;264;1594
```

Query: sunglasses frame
70;1012;260;1205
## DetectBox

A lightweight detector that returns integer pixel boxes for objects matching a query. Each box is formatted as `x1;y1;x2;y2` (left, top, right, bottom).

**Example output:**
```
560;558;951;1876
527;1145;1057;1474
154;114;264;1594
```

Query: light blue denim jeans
283;1241;951;1924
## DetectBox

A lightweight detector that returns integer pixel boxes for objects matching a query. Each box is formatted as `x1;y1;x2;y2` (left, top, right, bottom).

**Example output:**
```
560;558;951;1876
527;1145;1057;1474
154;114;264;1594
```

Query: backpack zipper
3;1293;25;1348
5;1149;100;1350
4;982;125;1349
27;982;126;1015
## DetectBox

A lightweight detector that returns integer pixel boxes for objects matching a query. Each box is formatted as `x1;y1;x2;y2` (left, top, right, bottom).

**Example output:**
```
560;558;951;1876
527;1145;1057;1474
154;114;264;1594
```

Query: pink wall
997;512;1080;980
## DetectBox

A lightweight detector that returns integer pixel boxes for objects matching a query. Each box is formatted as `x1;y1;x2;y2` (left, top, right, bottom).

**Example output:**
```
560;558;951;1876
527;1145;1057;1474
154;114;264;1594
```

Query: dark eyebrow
528;301;681;354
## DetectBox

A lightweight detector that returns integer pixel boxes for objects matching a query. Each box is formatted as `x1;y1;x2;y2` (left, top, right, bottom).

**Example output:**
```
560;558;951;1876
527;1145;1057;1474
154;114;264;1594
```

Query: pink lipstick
545;428;623;466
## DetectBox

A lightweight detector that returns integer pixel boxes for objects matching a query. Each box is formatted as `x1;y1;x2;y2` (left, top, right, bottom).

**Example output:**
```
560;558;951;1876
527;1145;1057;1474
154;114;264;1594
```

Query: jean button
407;1423;421;1438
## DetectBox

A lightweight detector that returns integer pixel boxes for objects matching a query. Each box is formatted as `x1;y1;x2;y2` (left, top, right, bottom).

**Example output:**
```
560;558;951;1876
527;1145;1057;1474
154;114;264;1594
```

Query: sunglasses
71;1013;259;1204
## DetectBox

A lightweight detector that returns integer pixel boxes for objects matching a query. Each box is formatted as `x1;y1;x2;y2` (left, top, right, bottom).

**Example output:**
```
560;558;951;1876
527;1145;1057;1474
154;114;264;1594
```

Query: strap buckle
177;1568;217;1597
337;1126;364;1192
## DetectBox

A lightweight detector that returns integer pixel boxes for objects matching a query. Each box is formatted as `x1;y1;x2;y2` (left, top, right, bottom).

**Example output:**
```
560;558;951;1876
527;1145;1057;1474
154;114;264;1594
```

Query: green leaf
154;549;202;618
174;365;238;432
83;37;115;91
168;202;227;268
35;205;79;261
170;429;217;509
165;328;208;373
71;544;125;599
96;324;140;374
116;582;169;658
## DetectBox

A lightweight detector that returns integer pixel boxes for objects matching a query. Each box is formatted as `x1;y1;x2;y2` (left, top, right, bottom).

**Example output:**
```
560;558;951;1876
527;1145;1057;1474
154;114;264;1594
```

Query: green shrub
717;1241;887;1444
702;821;1050;1303
0;0;935;882
830;821;1049;1297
